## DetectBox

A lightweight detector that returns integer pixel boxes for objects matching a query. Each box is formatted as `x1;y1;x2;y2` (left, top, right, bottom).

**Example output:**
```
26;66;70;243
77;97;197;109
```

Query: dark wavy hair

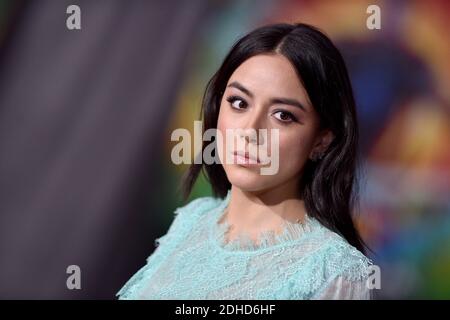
180;22;368;254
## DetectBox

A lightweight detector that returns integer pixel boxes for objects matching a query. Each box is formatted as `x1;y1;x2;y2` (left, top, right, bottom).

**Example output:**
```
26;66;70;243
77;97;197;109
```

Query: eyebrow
227;81;307;112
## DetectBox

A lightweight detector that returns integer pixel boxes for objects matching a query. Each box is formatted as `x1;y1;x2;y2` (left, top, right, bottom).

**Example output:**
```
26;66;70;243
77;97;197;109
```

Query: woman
117;22;373;299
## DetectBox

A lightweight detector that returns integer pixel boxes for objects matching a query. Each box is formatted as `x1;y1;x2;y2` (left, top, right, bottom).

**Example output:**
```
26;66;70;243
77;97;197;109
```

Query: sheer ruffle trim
209;189;321;252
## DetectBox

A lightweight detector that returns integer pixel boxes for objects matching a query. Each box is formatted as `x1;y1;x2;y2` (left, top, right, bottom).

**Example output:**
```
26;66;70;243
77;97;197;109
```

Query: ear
309;129;335;159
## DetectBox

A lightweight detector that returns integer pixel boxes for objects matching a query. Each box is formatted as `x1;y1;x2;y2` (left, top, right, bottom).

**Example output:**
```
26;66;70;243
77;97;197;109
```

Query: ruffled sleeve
116;195;221;299
309;237;374;300
311;275;372;299
285;230;374;300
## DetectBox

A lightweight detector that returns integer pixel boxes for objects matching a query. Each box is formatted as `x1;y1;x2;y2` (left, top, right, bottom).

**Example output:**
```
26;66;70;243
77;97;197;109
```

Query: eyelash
226;95;248;110
273;109;298;123
225;95;298;123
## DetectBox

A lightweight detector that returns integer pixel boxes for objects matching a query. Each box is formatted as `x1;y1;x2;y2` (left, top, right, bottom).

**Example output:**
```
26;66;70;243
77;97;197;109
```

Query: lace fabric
211;190;320;252
117;189;373;300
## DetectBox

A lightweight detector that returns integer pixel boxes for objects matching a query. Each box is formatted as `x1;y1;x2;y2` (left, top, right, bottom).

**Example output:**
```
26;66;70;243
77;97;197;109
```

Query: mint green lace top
117;189;373;299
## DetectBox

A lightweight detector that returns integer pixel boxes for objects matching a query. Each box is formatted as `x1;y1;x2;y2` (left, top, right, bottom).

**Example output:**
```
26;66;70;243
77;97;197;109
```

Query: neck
225;178;307;233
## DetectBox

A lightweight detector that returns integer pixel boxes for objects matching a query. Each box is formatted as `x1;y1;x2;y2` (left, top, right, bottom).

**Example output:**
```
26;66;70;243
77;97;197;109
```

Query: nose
241;128;258;144
239;108;266;145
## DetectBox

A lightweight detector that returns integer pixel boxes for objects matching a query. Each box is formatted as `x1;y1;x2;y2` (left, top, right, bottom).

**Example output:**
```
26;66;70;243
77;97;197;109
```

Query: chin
224;165;275;192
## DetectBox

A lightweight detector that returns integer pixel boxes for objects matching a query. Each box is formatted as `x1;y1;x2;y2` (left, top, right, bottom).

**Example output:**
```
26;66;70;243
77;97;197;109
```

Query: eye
226;96;248;110
273;110;297;123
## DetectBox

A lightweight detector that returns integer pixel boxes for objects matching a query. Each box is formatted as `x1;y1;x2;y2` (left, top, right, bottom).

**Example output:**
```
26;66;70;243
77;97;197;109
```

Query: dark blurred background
0;0;449;299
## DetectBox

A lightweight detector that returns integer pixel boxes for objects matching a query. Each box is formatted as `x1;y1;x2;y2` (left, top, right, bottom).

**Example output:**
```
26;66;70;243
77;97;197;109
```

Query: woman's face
217;53;333;194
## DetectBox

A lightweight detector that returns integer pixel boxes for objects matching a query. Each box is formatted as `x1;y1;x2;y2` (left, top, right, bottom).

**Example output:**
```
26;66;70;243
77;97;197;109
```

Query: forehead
227;54;306;98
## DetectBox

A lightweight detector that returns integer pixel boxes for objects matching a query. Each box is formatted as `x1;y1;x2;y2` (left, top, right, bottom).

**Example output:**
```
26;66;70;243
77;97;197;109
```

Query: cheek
217;103;233;132
277;130;312;171
217;104;235;163
217;104;242;150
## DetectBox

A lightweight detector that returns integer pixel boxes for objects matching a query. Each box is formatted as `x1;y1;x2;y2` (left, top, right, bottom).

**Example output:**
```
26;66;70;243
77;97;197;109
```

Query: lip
232;151;261;166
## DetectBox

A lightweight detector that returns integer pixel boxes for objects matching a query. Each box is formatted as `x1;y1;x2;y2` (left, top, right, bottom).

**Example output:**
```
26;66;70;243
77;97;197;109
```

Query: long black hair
180;22;368;254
